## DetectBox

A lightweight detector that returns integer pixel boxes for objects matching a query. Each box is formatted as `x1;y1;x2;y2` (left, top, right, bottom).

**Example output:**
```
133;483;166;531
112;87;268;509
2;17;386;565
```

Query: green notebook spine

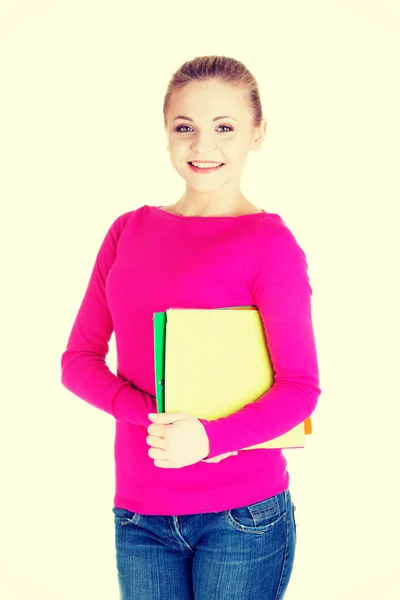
153;312;166;413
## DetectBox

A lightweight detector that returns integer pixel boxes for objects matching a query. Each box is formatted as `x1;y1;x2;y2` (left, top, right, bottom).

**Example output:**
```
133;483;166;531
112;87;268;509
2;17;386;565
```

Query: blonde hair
163;55;263;129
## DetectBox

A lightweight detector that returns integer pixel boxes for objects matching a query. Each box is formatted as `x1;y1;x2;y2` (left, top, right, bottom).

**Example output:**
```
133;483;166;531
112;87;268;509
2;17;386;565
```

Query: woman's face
165;79;266;192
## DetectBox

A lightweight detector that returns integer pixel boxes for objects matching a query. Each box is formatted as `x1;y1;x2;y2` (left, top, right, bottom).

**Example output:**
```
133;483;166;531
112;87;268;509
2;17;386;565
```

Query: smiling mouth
187;161;225;167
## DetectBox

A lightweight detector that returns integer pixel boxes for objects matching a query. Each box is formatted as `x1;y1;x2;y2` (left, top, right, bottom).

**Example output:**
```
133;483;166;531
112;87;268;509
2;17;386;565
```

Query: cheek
168;142;187;157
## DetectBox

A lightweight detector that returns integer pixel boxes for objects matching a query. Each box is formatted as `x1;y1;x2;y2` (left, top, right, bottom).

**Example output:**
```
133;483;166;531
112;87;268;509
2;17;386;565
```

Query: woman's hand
147;411;210;468
147;411;238;467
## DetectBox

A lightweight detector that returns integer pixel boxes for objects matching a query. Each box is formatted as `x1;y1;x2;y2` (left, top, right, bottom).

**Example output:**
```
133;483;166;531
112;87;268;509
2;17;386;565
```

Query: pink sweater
61;205;321;516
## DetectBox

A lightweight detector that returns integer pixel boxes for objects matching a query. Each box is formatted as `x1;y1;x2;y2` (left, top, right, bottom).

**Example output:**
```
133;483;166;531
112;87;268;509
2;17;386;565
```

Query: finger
148;446;167;460
146;435;165;449
148;423;163;435
148;422;166;439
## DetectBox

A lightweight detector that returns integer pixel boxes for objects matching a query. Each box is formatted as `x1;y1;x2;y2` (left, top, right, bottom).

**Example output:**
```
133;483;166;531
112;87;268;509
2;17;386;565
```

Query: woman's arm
199;216;321;460
60;211;155;426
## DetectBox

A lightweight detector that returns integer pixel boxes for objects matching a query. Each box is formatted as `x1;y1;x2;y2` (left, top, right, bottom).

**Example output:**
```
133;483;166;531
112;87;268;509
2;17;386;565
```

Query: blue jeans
112;487;297;600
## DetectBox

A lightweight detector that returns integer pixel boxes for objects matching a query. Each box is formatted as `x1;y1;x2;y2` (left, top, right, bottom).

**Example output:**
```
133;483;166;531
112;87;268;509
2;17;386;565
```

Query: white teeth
191;161;223;168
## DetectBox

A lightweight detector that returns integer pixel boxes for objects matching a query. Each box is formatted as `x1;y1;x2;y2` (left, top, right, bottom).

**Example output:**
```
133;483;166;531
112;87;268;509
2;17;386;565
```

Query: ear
251;119;267;151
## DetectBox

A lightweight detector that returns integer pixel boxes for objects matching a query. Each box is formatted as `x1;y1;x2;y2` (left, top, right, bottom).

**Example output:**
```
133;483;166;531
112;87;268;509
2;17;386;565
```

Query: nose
191;132;217;154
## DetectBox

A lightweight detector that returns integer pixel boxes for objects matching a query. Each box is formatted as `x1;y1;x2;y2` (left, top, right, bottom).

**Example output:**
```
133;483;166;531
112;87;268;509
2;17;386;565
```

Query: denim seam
273;492;291;600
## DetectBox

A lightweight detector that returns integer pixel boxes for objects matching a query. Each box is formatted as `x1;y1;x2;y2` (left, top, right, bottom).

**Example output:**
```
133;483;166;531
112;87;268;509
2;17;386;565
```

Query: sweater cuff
197;417;234;460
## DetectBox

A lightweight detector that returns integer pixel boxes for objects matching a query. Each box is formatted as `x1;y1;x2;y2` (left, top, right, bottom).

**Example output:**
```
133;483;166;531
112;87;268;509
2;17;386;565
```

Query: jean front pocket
112;506;141;526
224;494;285;535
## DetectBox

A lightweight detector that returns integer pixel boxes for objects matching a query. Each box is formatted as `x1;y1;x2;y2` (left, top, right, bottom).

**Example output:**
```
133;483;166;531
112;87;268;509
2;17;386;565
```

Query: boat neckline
147;205;267;220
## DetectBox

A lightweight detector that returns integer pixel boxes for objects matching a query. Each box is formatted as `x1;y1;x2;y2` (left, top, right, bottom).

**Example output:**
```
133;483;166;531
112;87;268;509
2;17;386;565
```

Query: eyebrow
172;115;238;123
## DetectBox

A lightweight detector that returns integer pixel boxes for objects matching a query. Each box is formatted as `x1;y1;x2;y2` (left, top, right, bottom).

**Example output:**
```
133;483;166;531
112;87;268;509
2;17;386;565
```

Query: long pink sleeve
60;211;156;425
198;218;321;459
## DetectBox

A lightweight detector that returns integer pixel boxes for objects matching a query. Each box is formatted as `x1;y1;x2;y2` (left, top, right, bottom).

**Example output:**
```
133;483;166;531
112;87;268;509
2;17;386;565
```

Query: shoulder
106;205;150;237
109;208;138;231
245;212;310;293
254;213;306;259
101;207;146;256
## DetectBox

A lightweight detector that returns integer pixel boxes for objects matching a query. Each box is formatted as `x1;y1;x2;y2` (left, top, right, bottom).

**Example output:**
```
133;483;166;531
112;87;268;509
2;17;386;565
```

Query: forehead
169;80;248;116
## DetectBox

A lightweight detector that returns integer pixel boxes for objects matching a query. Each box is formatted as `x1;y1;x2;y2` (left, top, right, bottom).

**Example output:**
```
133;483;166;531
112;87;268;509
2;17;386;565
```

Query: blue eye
175;125;233;133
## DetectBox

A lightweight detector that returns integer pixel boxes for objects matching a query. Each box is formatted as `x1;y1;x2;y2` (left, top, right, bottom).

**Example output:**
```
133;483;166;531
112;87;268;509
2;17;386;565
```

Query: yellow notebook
163;307;307;450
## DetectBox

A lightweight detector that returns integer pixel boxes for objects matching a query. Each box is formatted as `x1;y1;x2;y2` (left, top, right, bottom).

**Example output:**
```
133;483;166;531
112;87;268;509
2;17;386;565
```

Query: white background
1;1;399;598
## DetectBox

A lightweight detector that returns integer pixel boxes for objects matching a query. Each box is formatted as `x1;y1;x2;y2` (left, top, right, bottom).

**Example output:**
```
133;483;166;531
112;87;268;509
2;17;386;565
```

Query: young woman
61;55;321;600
